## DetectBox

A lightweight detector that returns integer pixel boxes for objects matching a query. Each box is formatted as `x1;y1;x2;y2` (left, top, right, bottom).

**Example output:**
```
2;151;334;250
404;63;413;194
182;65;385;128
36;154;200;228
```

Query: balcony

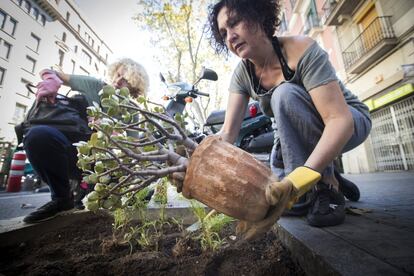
322;0;361;25
33;0;59;20
303;14;323;38
342;17;397;74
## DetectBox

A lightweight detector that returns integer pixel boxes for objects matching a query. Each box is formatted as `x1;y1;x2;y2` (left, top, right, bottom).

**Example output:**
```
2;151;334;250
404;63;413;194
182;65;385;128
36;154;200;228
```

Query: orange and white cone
6;151;26;192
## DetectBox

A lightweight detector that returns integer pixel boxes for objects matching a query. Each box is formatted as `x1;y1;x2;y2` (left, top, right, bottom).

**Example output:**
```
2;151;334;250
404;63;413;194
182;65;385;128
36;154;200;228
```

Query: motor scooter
204;101;274;153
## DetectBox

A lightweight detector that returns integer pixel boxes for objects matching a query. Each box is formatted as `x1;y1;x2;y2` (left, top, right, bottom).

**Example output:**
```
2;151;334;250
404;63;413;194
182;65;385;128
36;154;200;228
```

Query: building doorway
370;95;414;171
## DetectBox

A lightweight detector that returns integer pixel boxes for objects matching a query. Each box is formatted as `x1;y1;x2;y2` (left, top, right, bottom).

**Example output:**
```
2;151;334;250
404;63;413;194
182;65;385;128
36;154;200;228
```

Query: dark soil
0;213;304;276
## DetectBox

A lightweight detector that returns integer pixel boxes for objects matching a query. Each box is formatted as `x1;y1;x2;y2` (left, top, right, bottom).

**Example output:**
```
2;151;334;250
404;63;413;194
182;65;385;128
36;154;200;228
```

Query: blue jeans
269;83;371;179
23;126;81;200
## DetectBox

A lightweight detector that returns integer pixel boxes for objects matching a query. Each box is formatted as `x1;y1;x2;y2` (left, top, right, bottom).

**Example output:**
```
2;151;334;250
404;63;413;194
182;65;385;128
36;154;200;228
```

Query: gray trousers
269;83;371;179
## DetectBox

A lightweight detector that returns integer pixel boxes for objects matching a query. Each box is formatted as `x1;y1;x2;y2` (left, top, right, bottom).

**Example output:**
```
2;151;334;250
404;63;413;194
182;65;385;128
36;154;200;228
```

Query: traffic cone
6;151;26;192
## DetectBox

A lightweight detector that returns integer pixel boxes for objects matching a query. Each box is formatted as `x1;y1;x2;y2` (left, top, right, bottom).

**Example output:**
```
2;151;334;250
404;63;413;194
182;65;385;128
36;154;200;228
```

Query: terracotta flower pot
182;135;275;222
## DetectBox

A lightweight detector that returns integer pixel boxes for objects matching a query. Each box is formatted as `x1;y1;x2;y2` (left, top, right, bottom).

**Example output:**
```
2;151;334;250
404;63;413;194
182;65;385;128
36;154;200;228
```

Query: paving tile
353;239;414;259
325;216;413;241
277;217;407;276
385;257;414;275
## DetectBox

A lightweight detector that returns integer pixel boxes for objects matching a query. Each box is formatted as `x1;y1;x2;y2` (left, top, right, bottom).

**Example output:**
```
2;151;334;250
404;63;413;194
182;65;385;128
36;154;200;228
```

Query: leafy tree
134;0;232;126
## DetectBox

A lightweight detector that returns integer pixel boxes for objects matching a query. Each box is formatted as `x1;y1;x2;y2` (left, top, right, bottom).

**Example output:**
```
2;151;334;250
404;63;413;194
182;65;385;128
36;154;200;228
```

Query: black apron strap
272;37;295;81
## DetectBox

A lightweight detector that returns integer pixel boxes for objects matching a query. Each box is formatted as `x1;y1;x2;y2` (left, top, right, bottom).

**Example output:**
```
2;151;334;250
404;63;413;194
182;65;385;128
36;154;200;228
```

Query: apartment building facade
280;0;414;173
0;0;112;144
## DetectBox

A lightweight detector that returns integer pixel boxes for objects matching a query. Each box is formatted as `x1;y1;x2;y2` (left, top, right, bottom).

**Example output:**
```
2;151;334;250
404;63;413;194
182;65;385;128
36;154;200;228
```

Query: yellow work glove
236;166;321;241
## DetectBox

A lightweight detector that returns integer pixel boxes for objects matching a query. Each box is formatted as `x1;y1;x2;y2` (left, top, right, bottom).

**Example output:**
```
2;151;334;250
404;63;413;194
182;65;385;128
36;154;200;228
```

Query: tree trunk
182;136;274;222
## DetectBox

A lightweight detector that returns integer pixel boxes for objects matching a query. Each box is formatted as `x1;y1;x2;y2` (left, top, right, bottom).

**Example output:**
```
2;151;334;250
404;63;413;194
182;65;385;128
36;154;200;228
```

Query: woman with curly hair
208;0;371;240
22;58;149;223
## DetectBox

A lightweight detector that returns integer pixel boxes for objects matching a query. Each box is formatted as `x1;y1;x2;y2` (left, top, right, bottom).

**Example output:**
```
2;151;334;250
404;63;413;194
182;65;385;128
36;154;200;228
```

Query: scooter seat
205;101;264;126
205;110;225;125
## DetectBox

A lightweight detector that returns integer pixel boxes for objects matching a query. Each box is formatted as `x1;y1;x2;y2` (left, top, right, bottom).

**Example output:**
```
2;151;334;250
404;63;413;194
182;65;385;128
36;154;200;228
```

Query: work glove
36;69;62;103
236;166;321;241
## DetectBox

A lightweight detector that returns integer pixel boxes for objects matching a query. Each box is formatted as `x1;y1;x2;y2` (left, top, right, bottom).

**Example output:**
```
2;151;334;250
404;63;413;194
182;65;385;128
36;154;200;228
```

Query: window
58;49;64;67
12;103;27;124
0;10;5;29
81;49;91;65
31;7;39;20
23;1;31;13
77;24;80;33
91;39;94;48
97;45;100;54
28;33;40;52
84;32;90;43
71;60;76;74
0;40;12;59
279;13;288;33
74;45;78;53
40;14;46;26
25;55;36;73
0;67;5;86
11;0;23;5
79;66;89;75
6;17;17;36
66;12;70;21
1;12;18;36
20;78;31;97
62;32;66;42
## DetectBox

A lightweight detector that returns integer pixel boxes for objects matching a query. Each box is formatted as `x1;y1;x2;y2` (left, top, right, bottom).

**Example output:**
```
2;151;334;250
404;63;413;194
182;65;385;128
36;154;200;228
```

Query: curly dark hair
208;0;282;55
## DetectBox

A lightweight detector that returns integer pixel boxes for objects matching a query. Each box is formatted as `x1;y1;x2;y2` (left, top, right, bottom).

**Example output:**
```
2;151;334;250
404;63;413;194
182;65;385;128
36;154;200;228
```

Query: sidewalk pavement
276;171;414;276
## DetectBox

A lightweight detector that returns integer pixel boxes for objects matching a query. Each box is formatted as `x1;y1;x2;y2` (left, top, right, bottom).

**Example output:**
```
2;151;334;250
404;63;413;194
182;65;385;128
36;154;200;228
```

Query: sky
74;0;163;99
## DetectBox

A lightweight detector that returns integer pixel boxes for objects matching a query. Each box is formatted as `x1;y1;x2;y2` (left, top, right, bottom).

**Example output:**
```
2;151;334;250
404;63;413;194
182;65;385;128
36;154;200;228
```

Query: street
0;191;50;221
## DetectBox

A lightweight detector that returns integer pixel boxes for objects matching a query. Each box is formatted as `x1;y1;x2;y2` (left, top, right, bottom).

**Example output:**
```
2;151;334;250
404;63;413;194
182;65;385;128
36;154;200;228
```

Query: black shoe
23;199;74;223
282;191;313;216
334;169;360;202
306;182;345;227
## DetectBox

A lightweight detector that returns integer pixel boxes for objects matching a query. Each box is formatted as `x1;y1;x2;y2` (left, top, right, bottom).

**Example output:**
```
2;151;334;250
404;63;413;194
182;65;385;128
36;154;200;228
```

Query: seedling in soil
190;201;234;251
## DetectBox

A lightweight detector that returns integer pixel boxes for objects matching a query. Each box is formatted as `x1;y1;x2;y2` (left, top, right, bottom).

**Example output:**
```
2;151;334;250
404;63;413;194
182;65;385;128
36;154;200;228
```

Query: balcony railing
342;16;397;73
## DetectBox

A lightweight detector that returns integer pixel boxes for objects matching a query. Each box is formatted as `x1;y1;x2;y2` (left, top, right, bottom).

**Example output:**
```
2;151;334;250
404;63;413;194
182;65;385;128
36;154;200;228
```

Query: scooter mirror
159;73;166;83
199;67;218;81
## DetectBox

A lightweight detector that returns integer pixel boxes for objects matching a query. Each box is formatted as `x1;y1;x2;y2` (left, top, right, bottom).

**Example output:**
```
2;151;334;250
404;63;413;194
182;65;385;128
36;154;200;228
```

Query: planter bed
0;211;304;276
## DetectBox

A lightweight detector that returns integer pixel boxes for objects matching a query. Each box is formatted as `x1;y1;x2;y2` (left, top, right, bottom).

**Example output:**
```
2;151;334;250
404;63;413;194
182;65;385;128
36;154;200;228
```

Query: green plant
76;85;197;214
190;201;234;251
112;187;150;234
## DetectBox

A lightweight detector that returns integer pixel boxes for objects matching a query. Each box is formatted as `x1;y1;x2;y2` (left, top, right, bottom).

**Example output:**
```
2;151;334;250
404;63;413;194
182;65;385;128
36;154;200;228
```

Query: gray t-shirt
68;75;105;106
229;41;370;119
